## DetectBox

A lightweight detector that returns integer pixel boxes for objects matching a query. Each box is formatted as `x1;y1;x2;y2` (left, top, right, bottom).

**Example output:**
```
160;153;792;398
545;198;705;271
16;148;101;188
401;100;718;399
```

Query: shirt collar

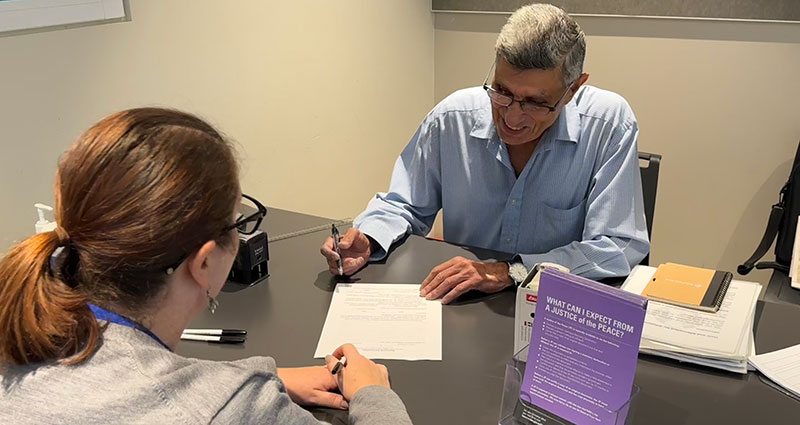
470;100;580;144
551;101;580;144
469;105;496;140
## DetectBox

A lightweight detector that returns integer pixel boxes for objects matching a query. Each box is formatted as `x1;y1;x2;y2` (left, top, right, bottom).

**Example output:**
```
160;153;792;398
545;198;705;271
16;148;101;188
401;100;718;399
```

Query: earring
207;290;219;314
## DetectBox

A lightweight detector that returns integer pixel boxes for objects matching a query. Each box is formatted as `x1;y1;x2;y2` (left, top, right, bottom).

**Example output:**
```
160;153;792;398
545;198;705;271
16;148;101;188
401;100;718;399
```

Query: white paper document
749;343;800;399
314;283;442;361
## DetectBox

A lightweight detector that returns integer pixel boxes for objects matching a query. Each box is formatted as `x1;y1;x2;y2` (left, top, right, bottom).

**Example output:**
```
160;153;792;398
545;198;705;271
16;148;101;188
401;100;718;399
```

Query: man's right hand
320;227;373;276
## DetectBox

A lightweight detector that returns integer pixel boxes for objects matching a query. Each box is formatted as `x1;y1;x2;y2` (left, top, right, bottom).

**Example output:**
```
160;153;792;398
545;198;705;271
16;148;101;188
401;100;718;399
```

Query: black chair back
638;152;661;266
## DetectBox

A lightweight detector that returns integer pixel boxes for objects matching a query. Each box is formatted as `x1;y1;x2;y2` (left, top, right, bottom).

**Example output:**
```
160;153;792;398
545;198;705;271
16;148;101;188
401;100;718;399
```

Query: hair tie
54;226;70;246
50;227;78;288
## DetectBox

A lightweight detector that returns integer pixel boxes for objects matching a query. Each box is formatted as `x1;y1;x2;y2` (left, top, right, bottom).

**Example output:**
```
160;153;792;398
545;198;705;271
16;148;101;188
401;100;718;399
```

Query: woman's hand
277;366;348;410
325;343;390;401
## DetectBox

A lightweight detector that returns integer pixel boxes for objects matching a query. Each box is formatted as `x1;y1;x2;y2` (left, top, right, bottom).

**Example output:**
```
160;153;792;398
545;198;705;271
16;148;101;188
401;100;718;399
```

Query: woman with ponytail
0;108;412;425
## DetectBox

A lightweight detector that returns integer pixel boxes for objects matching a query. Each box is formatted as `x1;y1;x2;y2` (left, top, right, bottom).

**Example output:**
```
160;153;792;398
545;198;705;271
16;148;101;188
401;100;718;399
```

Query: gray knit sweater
0;324;412;424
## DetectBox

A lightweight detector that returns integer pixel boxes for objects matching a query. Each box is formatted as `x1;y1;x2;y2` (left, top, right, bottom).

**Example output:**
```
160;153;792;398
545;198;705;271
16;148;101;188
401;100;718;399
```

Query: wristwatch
506;261;528;287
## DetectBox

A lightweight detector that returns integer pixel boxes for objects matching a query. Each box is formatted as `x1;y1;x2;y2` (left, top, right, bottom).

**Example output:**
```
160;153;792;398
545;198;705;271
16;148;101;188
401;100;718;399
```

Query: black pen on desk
331;224;344;275
180;333;246;343
182;329;247;336
181;328;246;344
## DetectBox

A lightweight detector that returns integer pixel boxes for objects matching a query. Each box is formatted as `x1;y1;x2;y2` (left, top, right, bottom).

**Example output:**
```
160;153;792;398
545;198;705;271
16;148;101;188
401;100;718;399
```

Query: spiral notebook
641;263;732;313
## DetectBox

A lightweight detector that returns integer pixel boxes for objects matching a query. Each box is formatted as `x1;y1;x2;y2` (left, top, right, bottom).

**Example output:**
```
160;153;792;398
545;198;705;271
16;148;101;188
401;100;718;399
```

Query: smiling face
490;57;584;146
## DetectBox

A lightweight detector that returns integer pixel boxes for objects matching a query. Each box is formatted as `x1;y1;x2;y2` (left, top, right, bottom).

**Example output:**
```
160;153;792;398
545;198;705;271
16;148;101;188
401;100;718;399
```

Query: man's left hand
419;256;513;304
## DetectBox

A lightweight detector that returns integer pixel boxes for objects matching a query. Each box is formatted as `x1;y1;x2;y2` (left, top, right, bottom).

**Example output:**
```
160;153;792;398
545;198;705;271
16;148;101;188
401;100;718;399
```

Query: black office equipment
229;230;269;286
739;140;800;275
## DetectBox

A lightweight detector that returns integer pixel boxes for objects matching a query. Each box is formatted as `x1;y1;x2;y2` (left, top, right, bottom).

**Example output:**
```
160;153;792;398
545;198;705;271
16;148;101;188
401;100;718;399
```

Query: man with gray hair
321;3;649;304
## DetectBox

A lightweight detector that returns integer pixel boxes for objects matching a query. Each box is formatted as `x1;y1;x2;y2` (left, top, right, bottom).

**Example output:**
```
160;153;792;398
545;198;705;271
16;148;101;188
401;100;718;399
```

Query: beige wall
0;0;433;249
435;12;800;285
2;3;798;288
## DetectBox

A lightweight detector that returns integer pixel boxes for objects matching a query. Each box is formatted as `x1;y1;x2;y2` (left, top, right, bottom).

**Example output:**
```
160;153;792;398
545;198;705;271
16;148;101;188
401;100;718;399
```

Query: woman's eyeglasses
224;193;267;235
165;193;267;275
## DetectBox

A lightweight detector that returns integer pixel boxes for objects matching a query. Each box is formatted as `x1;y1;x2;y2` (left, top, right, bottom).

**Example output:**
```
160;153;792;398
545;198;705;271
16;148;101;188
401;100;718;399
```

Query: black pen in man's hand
331;224;344;275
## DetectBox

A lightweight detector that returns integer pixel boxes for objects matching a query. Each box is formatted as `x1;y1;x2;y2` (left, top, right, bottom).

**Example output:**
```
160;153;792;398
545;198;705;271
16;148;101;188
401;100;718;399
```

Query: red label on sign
526;294;538;303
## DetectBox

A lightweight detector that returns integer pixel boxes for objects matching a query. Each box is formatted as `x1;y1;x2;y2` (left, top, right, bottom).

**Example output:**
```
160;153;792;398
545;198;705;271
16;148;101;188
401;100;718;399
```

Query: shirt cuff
355;222;400;262
519;251;595;277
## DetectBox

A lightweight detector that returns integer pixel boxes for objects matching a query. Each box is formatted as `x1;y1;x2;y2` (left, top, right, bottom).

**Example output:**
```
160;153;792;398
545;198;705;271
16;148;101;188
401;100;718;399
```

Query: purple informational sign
521;269;647;425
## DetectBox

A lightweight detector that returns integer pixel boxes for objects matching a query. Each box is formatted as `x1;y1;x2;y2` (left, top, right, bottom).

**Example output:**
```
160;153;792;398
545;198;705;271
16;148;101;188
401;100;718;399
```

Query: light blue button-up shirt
354;85;649;279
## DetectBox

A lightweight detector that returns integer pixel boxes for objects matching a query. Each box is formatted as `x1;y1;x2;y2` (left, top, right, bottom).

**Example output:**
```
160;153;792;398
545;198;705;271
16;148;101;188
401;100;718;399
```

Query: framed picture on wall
0;0;128;35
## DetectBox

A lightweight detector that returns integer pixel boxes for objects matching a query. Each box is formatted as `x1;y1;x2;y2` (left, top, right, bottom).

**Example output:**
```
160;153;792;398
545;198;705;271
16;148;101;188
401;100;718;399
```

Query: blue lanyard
89;304;172;351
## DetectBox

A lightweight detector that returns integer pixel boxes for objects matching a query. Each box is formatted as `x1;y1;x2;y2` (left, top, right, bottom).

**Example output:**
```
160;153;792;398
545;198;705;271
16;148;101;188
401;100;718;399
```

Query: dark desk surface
263;207;347;241
765;270;800;305
179;211;800;425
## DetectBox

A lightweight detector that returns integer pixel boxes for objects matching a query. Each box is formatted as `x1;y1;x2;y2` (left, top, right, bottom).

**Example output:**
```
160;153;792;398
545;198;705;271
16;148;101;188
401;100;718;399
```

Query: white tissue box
513;263;570;354
514;285;538;354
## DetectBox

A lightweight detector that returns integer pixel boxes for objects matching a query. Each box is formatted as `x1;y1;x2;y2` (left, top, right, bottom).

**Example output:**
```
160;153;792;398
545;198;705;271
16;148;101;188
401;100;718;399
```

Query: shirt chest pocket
534;198;586;251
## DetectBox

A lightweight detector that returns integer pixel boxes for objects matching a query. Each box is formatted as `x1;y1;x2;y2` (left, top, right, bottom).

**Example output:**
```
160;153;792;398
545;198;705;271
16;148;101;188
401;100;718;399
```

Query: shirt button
511;199;517;205
506;237;512;243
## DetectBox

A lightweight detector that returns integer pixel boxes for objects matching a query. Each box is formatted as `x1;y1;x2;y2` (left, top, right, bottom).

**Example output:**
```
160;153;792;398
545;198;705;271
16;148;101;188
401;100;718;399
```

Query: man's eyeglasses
482;61;574;117
224;193;267;235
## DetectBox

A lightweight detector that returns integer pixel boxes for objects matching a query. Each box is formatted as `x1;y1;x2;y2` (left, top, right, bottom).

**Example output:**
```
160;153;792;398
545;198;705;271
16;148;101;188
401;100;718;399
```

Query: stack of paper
621;266;761;374
749;344;800;399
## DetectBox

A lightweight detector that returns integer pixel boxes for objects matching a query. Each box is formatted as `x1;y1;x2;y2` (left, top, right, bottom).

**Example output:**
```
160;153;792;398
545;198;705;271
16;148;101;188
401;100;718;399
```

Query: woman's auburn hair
0;108;239;366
